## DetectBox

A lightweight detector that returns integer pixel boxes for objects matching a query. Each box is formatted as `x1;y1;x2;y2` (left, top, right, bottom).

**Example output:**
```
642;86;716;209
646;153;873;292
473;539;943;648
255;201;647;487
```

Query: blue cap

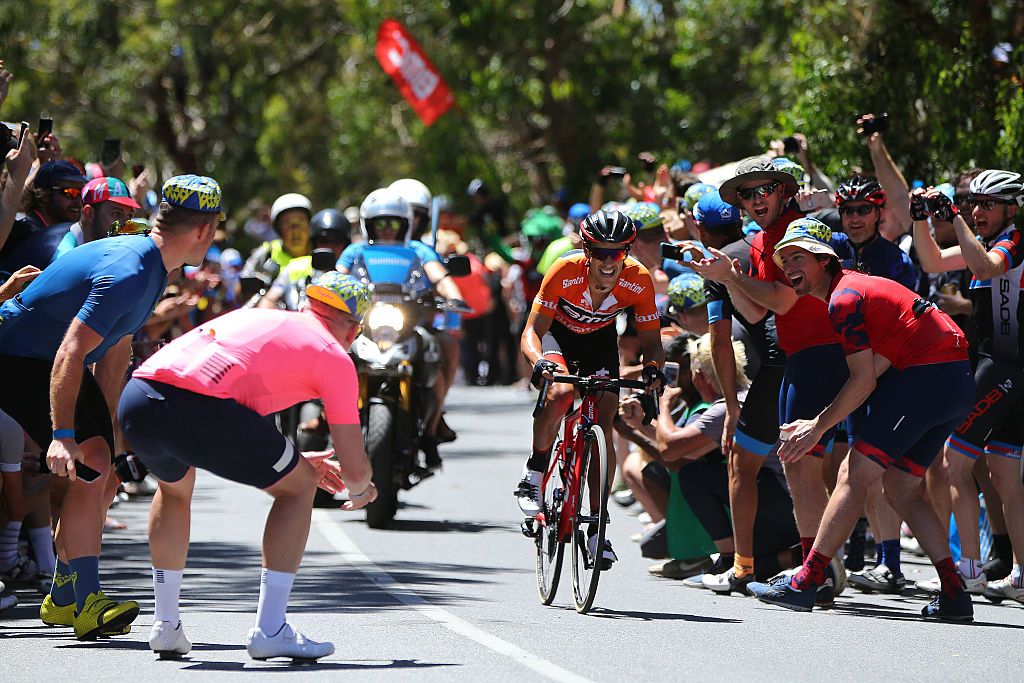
693;191;742;229
34;160;87;188
568;202;591;220
162;174;224;217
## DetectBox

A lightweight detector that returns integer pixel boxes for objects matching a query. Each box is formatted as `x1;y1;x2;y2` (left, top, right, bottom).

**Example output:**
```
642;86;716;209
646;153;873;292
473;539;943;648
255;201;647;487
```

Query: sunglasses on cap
586;246;629;262
838;205;876;217
106;219;151;237
50;186;82;200
736;181;780;201
966;195;1012;211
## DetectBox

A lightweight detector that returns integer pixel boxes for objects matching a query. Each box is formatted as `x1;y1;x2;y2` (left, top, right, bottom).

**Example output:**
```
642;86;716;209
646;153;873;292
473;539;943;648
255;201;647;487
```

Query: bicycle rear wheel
536;439;566;605
570;425;609;614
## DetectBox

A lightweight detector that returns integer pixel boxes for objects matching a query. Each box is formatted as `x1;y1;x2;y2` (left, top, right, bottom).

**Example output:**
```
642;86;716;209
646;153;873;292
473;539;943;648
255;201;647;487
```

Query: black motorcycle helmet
310;209;351;249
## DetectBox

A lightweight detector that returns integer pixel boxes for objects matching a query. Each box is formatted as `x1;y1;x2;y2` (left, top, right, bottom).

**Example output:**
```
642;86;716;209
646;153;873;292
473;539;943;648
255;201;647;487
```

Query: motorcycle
345;245;470;527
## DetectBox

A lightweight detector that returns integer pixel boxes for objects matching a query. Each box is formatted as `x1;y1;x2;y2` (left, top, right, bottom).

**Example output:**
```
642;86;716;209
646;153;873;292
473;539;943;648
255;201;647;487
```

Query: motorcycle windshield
356;244;430;293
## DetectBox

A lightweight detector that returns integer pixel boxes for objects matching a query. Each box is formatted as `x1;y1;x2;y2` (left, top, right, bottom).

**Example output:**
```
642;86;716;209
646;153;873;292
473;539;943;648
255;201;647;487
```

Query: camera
663;361;680;387
2;121;25;155
857;113;889;136
114;451;149;483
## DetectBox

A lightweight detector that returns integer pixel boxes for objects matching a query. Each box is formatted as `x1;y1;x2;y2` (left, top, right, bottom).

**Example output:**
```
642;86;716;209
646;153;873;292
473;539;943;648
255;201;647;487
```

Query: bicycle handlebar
531;373;659;422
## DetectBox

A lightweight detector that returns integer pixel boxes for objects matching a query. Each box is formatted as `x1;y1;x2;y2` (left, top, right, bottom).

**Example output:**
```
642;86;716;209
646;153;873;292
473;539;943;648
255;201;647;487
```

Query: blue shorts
855;360;974;477
779;344;848;457
118;379;300;489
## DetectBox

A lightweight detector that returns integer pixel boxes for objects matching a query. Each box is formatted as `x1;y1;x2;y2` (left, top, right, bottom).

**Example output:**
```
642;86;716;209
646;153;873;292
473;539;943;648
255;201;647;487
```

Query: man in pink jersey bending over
118;272;377;662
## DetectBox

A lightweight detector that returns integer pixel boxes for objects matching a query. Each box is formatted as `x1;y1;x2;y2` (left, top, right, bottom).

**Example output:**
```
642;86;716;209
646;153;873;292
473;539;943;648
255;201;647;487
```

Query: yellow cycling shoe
41;594;131;634
73;591;139;641
40;594;75;626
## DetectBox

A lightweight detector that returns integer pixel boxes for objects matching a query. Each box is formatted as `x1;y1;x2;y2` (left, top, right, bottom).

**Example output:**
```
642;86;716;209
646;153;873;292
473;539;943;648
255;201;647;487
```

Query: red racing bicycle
526;372;656;613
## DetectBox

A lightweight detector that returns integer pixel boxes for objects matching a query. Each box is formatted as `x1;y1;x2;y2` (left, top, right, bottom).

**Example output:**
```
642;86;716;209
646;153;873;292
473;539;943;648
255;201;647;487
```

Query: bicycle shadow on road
556;605;741;623
177;657;456;673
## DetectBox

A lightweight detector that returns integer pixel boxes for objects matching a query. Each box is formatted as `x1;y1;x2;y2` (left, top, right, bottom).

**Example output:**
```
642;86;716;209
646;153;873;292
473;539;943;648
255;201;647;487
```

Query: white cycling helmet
359;187;412;244
270;193;313;225
970;170;1024;206
388;178;432;213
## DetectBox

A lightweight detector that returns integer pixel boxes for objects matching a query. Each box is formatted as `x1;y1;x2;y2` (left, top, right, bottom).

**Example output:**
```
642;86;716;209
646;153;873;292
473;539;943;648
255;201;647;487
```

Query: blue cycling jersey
850;234;918;290
0;235;167;365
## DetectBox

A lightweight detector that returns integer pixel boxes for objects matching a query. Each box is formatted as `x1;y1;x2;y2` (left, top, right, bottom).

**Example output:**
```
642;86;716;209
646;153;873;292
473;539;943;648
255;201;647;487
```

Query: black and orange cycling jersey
532;252;659;335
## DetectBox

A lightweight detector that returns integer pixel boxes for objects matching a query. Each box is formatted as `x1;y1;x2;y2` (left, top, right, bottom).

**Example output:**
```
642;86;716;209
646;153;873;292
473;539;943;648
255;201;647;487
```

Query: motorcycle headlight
365;303;406;351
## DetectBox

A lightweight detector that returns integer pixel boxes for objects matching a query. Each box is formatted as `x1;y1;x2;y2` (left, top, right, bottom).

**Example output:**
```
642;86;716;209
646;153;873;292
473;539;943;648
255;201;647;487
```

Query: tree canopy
2;0;1022;219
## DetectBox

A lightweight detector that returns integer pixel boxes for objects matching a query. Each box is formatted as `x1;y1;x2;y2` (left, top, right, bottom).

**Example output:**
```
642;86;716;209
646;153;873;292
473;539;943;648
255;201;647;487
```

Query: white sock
27;527;55;575
957;557;984;579
1012;564;1023;588
0;521;22;569
153;568;184;624
255;568;294;635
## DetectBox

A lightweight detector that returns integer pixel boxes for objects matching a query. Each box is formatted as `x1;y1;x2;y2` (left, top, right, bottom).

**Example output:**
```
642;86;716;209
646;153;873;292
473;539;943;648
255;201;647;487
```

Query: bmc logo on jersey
557;299;617;326
618;279;645;295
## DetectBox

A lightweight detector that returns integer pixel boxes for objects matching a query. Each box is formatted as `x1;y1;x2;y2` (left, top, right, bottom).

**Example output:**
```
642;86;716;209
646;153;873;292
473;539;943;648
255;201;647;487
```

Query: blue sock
880;539;901;576
69;556;101;612
51;559;76;607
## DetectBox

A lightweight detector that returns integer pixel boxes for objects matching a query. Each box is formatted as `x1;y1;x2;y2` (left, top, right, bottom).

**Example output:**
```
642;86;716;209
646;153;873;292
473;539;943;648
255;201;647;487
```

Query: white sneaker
984;577;1024;605
514;467;543;517
586;534;617;567
246;623;334;661
149;620;192;658
915;572;987;595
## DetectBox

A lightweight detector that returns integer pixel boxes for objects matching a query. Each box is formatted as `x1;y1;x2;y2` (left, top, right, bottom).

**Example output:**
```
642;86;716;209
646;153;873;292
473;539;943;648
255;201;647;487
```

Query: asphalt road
2;385;1023;680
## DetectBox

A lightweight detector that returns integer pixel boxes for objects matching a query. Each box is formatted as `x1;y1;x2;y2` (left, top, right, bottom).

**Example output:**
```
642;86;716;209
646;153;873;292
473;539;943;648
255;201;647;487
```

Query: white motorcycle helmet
359;187;413;245
270;192;313;227
389;178;432;240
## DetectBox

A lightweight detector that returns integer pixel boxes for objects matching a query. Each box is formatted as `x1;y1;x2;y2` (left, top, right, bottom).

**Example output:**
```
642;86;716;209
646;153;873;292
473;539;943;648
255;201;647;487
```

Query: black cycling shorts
541;320;620;381
0;354;114;456
118;378;300;489
735;364;785;456
946;356;1024;461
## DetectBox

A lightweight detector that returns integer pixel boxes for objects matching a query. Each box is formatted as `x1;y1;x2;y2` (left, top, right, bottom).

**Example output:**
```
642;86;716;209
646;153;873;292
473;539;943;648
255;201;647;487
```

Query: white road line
312;510;592;683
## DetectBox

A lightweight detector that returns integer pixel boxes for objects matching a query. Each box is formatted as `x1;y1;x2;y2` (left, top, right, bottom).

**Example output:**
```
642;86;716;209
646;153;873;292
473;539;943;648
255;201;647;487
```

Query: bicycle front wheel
535;440;566;605
570;424;609;614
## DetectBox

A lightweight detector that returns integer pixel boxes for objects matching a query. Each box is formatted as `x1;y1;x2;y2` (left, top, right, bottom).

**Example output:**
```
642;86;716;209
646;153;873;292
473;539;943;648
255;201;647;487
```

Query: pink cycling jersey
134;308;359;424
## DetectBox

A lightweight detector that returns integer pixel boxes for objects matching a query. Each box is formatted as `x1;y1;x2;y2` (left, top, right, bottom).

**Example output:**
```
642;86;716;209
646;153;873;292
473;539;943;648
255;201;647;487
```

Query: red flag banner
375;18;454;126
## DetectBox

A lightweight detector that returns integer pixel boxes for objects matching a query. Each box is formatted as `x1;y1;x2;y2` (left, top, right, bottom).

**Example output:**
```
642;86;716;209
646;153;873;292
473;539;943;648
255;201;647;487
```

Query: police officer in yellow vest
242;193;313;289
259;209;352;311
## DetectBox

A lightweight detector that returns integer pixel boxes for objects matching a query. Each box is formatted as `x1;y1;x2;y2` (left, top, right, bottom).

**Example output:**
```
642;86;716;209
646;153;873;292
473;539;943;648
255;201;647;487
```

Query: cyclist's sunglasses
586;246;629;262
50;186;82;200
107;219;151;237
838;204;876;217
736;181;780;201
966;195;1013;211
368;217;406;232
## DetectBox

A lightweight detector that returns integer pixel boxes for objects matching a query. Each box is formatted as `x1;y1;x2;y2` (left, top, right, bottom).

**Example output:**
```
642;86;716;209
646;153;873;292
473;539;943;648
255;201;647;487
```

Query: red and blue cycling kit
825;270;973;476
751;208;855;455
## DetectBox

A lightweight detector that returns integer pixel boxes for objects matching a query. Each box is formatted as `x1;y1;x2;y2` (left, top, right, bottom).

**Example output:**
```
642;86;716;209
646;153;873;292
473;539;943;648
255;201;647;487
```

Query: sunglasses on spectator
838;205;876;217
966;196;1012;211
954;193;970;205
50;186;82;200
736;181;780;201
586;246;629;262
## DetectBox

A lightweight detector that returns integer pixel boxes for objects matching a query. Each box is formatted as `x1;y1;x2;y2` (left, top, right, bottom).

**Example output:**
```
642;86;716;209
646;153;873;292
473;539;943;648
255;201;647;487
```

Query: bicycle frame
540;391;601;543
